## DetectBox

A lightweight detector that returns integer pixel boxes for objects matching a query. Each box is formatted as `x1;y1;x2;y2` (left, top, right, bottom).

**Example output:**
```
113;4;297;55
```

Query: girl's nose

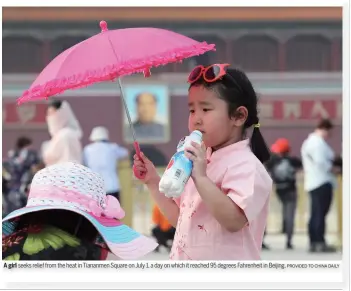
194;116;203;126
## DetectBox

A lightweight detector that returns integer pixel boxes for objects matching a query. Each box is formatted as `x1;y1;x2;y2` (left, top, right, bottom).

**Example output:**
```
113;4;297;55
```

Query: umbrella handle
133;141;146;179
134;141;141;157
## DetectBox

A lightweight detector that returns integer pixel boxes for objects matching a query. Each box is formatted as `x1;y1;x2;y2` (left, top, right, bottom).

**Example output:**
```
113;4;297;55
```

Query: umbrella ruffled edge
17;42;216;105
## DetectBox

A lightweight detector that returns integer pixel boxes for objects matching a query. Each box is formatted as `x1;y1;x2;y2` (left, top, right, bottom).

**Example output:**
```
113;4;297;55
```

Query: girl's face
188;86;246;150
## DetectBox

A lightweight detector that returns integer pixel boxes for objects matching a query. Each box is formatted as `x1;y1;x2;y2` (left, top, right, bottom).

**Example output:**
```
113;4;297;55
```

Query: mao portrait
123;85;170;143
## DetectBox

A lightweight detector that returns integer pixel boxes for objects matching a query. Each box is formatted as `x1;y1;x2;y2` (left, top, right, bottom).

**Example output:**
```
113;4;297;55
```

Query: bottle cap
189;130;202;144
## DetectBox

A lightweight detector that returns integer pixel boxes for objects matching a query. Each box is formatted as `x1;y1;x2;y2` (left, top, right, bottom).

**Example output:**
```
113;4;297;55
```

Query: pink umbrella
17;20;215;178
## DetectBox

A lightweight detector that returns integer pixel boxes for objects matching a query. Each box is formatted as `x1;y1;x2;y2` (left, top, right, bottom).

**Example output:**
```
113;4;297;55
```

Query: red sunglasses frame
187;63;230;84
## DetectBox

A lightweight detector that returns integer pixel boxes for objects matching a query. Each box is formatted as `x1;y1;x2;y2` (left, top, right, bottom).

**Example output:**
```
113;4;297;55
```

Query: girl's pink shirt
170;139;272;260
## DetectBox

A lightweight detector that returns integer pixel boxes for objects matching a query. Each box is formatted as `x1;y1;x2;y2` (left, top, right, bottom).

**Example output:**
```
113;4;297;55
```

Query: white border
1;2;349;291
341;1;350;290
0;1;347;7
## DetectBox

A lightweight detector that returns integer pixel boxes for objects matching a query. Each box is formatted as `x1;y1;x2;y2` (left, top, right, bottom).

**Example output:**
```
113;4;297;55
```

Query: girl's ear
232;106;248;127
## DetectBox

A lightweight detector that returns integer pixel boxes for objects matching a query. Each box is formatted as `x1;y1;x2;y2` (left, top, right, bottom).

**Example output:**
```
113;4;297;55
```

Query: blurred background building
2;7;342;158
2;7;343;259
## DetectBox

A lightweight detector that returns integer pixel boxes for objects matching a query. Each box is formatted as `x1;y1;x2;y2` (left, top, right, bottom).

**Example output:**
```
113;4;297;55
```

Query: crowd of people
2;65;342;261
264;119;342;253
2;100;129;217
2;99;143;261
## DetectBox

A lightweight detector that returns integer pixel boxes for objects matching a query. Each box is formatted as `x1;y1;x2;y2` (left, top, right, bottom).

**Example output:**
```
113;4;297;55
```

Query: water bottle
159;130;203;198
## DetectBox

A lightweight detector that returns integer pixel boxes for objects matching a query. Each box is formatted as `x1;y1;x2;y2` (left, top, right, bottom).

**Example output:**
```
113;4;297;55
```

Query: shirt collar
310;132;326;140
206;139;250;163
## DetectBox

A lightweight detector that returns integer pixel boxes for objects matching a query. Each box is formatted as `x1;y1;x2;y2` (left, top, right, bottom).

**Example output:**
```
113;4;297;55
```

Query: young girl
133;64;272;260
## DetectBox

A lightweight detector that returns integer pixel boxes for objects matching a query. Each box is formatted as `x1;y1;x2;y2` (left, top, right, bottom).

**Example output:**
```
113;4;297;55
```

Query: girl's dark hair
189;66;271;163
48;99;63;110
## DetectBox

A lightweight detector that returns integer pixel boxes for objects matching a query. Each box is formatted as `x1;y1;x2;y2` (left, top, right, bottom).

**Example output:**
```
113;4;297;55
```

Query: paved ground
109;234;342;261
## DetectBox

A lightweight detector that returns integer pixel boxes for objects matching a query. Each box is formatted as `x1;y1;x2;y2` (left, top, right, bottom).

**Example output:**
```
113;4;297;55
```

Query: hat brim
2;205;158;260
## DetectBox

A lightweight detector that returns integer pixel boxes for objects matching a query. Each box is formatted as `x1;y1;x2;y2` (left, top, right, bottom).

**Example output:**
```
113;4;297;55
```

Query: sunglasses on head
187;63;243;93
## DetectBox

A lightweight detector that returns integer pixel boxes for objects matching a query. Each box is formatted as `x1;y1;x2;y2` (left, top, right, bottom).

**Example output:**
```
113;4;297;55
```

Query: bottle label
176;136;187;152
164;151;193;187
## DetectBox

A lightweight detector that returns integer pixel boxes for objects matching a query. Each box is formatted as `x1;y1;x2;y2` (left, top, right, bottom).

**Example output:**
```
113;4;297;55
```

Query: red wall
2;95;342;162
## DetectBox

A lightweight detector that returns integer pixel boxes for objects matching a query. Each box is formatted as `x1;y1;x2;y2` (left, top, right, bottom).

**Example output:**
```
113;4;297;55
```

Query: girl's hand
184;141;207;182
133;152;159;185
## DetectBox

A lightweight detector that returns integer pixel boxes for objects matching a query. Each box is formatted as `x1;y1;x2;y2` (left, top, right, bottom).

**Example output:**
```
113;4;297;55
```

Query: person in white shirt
301;119;337;253
83;127;129;202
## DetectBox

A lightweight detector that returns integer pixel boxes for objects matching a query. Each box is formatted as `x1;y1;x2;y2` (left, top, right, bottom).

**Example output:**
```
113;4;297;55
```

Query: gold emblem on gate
16;104;36;124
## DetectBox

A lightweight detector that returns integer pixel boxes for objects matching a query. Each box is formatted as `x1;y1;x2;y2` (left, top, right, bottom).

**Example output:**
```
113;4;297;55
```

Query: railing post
297;173;306;233
118;159;133;227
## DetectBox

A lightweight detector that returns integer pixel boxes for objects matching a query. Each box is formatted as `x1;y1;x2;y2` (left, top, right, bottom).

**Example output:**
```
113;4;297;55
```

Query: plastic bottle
159;130;202;198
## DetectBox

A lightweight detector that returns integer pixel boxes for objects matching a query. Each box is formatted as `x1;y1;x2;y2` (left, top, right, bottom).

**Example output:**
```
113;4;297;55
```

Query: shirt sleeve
290;157;303;169
114;144;129;160
221;163;271;223
309;142;334;171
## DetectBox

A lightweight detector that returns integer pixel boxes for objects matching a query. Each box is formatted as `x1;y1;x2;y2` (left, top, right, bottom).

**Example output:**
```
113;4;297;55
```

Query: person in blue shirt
83;127;129;202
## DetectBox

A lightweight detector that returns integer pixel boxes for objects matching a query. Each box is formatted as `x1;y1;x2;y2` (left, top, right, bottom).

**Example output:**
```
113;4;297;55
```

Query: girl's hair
189;66;271;163
48;99;63;110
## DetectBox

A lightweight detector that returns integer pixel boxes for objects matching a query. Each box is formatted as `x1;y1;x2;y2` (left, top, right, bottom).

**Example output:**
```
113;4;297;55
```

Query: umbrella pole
117;78;142;158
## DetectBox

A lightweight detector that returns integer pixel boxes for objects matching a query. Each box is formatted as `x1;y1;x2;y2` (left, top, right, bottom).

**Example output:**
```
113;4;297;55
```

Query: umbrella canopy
17;21;215;105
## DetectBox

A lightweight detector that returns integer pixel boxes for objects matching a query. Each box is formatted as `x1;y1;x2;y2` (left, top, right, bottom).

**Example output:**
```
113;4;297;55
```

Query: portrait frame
122;84;170;144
